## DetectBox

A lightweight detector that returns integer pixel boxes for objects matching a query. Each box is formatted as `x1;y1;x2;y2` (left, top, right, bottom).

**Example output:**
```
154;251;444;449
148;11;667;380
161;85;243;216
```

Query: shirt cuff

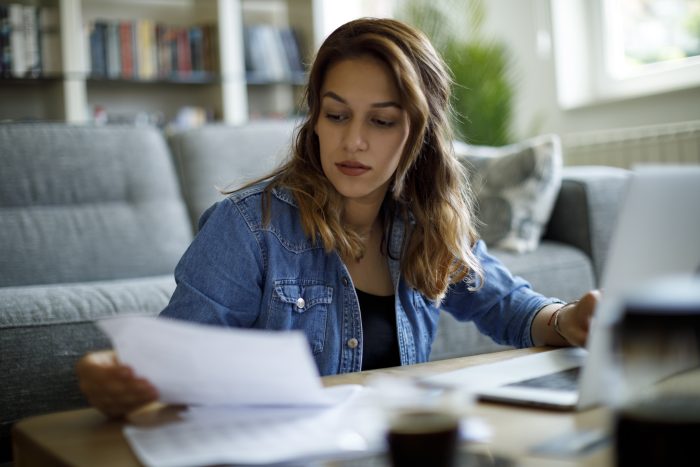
524;298;566;347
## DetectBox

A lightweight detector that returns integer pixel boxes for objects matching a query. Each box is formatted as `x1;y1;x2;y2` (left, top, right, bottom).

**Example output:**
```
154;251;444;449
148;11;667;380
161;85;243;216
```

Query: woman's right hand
76;350;159;418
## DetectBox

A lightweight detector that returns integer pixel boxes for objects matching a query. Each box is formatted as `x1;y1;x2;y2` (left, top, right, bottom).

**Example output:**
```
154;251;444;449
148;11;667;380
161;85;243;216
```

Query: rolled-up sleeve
441;240;563;348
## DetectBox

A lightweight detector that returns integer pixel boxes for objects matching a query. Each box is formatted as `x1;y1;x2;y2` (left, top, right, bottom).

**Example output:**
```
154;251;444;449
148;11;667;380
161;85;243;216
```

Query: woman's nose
342;120;368;152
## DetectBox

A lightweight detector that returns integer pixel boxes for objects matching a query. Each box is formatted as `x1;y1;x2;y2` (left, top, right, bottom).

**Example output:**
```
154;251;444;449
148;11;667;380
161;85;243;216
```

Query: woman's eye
373;118;395;128
325;113;346;122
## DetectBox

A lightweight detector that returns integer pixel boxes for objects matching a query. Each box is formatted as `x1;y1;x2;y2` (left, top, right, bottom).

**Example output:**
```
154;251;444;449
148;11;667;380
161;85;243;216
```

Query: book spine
139;19;157;80
189;25;203;74
88;20;108;77
279;27;304;77
264;25;288;81
119;21;133;78
136;19;146;79
245;25;267;82
169;27;178;77
149;20;158;78
0;5;10;77
39;6;61;76
22;5;40;76
176;27;191;75
9;4;26;77
161;24;178;78
131;20;138;77
201;24;213;74
156;23;168;78
106;21;120;78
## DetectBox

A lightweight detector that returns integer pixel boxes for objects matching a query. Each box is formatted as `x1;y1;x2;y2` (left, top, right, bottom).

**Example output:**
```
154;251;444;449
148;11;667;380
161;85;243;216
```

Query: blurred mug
386;410;460;467
616;394;700;467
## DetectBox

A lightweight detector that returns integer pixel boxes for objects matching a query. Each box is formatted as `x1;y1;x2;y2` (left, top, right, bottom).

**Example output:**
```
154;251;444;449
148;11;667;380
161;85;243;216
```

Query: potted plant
397;0;514;146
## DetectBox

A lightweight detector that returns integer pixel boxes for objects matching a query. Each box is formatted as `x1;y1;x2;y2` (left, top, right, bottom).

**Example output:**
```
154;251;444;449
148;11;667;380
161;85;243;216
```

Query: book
202;24;218;73
22;5;40;76
105;21;120;78
189;25;203;73
39;6;61;76
245;24;295;83
131;19;138;77
88;20;107;77
156;23;171;78
0;5;11;77
245;25;274;82
261;24;288;81
279;27;305;79
8;4;25;77
119;21;133;78
176;27;191;75
137;19;156;80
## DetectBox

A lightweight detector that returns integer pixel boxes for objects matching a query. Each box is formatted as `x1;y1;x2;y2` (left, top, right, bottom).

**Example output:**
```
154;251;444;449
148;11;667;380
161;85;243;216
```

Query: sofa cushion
0;124;193;287
455;135;563;253
545;166;630;283
168;120;296;229
0;275;175;463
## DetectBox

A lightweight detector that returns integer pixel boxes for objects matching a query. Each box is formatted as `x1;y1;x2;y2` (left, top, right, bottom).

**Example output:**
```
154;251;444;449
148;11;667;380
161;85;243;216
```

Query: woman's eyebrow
322;91;402;109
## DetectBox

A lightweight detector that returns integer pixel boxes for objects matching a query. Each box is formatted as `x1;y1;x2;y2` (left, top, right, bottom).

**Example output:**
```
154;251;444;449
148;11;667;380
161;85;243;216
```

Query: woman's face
315;56;410;207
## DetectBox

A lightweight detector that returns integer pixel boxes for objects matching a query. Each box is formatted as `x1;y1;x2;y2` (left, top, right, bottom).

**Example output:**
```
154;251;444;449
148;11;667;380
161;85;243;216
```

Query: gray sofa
0;122;629;464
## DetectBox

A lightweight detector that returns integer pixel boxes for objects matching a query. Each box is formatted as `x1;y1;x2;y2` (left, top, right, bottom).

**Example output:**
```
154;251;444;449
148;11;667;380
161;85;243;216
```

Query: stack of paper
98;316;380;466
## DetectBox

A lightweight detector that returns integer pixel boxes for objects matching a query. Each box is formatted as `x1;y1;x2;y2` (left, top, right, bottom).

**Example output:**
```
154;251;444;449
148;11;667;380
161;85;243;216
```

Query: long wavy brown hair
256;18;483;302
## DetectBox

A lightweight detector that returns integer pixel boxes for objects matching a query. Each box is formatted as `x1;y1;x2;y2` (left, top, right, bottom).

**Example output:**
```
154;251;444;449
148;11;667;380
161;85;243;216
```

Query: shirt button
342;277;349;287
296;297;305;309
347;338;359;349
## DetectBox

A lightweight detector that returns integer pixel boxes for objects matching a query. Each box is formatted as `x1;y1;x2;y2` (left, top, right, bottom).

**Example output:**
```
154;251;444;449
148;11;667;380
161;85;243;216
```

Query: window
551;0;700;109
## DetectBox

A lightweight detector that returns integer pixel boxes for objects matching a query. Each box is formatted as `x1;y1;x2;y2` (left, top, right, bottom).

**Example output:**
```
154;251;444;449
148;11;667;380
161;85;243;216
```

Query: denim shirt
160;181;561;376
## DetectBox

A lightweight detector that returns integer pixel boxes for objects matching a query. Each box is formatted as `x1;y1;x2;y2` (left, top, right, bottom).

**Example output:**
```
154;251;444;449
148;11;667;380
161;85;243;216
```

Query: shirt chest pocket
268;280;333;355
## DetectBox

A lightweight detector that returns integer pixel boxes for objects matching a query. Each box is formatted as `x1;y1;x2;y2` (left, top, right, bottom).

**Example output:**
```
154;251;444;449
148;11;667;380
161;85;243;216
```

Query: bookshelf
0;0;319;124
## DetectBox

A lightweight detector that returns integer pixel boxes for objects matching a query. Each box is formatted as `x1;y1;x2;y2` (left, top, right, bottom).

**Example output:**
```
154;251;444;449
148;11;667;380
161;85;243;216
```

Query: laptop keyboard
506;367;581;391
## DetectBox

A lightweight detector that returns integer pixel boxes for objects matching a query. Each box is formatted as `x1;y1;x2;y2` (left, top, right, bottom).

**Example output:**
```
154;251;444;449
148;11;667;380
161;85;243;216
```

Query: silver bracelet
553;300;578;342
553;308;566;340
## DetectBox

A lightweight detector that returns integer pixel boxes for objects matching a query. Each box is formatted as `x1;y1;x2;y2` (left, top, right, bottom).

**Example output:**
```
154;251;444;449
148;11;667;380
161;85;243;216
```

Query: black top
356;288;401;370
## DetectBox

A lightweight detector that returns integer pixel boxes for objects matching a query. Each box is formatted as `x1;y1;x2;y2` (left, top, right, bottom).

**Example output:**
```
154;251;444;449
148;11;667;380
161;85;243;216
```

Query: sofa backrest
168;120;297;229
0;124;193;287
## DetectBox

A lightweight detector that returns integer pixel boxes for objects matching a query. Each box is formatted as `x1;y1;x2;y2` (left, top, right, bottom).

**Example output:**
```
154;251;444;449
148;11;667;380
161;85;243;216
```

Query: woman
77;18;598;418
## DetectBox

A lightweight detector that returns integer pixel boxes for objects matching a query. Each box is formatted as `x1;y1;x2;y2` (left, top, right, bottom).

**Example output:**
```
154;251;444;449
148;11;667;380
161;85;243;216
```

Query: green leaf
397;0;514;146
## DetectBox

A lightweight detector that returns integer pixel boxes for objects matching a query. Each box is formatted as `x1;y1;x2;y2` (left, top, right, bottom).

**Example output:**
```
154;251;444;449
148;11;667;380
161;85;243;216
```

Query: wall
355;0;700;140
470;0;700;140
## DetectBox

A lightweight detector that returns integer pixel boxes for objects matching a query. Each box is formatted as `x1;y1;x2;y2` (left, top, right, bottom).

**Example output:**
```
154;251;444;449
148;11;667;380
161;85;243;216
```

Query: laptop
426;165;700;411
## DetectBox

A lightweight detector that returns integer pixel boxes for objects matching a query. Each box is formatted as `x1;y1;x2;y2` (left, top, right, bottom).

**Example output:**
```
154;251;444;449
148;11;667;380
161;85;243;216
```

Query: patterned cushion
455;134;563;253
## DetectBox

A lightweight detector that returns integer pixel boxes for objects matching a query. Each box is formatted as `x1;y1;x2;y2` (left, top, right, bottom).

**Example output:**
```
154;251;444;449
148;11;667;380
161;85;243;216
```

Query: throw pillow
454;134;563;253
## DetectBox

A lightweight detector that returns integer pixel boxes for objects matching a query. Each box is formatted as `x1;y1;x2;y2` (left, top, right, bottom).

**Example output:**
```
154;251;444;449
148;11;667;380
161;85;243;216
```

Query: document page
97;315;332;407
123;385;379;467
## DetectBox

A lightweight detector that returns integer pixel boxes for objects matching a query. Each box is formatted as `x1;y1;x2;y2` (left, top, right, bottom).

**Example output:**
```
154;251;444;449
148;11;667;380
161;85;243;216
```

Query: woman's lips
336;161;370;176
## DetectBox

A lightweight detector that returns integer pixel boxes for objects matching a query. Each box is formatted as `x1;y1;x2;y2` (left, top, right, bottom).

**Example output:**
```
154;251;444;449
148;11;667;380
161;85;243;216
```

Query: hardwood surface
12;348;613;467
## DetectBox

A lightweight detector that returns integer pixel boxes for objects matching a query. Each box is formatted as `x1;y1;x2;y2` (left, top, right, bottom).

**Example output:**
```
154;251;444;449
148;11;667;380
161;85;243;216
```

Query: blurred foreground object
614;276;700;467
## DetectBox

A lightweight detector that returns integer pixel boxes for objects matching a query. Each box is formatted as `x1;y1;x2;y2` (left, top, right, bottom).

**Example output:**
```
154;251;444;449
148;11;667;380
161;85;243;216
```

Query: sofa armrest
544;166;630;284
0;276;174;463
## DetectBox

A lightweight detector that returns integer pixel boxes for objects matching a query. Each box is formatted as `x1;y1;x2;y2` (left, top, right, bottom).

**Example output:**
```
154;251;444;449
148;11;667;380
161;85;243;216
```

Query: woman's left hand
554;290;601;346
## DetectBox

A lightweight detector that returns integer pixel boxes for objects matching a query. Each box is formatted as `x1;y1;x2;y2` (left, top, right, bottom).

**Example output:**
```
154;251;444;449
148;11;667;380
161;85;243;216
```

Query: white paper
123;382;491;467
97;315;332;407
123;385;384;467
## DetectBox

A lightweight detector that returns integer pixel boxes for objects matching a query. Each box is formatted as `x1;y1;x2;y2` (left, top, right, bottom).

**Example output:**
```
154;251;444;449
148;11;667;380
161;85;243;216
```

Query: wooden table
12;348;613;467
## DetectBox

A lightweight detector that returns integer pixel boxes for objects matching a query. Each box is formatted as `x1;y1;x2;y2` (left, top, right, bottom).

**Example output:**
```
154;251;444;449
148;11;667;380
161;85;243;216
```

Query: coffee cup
386;409;460;467
616;394;700;467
